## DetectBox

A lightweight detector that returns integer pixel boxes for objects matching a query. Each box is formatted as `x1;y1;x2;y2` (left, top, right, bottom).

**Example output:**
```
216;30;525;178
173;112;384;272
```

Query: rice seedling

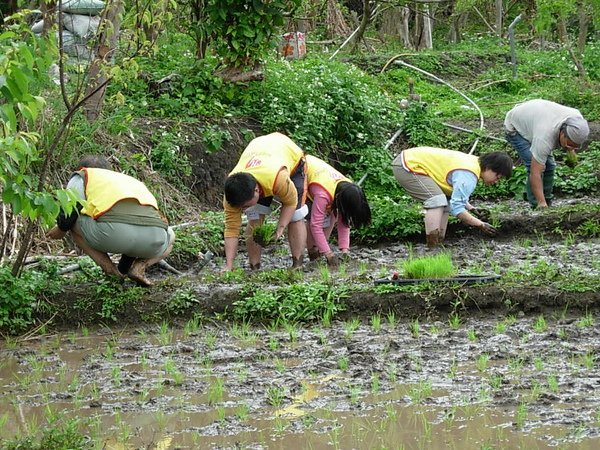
183;315;202;336
272;357;286;373
477;386;492;402
384;363;397;384
448;358;458;380
158;321;172;345
370;314;381;332
530;380;542;401
252;222;277;247
448;312;461;329
208;377;225;405
577;311;594;328
111;366;122;387
318;264;331;283
533;315;547;333
533;357;544;371
410;318;420;338
370;372;380;394
488;374;503;390
514;402;528;428
467;329;477;342
343;317;360;339
402;253;455;279
302;414;317;429
236;403;250;421
154;410;168;432
547;374;559;393
216;406;226;424
358;261;368;276
266;385;285;407
268;336;279;351
338;355;349;371
283;322;299;343
386;311;397;328
203;330;217;350
580;351;595;370
348;384;361;405
495;321;507;333
476;353;490;373
408;379;432;404
104;342;115;361
385;404;398;420
429;324;440;334
236;365;248;383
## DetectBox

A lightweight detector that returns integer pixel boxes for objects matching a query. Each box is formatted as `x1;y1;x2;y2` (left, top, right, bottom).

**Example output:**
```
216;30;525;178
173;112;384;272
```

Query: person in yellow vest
392;147;513;247
223;132;308;271
47;155;175;286
305;155;371;267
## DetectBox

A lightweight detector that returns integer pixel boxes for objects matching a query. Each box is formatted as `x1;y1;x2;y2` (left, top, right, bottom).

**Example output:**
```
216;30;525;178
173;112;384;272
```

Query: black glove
479;222;497;236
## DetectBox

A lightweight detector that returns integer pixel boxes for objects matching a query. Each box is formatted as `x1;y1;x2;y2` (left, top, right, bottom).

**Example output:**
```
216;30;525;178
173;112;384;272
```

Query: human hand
470;207;491;223
46;226;66;240
308;247;320;262
325;252;339;269
479;222;497;236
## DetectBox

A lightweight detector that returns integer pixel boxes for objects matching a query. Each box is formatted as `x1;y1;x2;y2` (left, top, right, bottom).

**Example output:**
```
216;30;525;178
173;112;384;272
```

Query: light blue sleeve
66;174;86;199
448;170;478;216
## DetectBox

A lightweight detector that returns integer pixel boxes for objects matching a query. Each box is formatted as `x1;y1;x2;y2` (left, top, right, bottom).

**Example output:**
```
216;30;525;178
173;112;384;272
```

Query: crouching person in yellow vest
223;132;308;271
392;147;513;248
47;155;175;286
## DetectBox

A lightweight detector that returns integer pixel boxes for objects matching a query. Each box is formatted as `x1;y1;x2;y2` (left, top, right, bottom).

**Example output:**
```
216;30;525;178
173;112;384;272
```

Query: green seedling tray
374;274;501;286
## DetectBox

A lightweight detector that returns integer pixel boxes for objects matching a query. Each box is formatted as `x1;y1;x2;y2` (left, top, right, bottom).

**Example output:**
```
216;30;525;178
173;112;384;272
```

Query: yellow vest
229;132;304;197
306;155;350;202
402;147;481;195
80;168;159;218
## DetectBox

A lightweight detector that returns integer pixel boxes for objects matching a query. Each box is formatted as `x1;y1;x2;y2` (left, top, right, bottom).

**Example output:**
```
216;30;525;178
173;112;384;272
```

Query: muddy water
2;311;600;449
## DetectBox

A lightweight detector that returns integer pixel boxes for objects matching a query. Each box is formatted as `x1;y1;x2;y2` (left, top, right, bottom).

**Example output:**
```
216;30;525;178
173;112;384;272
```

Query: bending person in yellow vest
305;155;371;267
47;155;175;286
223;132;308;271
392;147;513;248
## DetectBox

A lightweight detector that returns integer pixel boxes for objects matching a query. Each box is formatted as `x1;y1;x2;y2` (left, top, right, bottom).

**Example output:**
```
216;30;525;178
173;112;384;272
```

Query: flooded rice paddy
2;311;600;449
1;198;600;449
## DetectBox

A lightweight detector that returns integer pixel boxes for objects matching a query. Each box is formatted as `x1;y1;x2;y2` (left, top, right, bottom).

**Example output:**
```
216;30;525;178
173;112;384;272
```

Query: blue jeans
506;131;556;206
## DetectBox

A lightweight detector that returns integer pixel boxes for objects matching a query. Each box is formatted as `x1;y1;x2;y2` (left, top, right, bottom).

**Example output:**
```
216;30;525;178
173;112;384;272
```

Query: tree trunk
41;0;56;36
415;3;433;50
399;6;412;48
576;0;590;54
349;0;372;53
557;14;587;80
495;0;503;37
326;0;351;39
83;0;124;122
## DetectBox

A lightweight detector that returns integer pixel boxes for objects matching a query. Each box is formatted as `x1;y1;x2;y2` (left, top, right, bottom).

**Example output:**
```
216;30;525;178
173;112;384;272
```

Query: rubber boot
425;229;441;249
542;170;555;207
524;177;537;209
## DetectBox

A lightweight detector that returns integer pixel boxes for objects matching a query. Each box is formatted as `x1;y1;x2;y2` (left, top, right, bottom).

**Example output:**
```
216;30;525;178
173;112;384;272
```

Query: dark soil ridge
45;283;600;330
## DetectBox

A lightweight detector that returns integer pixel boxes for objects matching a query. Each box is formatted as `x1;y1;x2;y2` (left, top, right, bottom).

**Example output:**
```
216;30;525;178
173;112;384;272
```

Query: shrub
233;283;348;323
0;265;63;334
353;195;423;243
243;57;401;159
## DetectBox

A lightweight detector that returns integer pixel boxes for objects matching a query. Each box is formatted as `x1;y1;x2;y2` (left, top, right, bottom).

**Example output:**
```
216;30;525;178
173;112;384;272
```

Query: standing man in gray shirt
504;99;589;208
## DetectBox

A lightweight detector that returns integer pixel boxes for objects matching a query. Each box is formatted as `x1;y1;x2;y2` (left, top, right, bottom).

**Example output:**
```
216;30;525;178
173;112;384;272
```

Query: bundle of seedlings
401;253;456;279
252;222;278;247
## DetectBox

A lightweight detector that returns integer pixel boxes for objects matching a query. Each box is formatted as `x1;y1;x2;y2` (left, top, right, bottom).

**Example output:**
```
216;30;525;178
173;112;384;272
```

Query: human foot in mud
127;261;153;287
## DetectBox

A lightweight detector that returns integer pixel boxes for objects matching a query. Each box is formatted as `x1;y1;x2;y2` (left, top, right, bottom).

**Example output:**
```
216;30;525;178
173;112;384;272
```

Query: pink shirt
309;184;350;254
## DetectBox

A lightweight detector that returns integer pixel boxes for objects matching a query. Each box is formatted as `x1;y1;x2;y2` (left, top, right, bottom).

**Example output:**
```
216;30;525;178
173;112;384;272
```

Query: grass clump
402;253;456;279
252;222;277;247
